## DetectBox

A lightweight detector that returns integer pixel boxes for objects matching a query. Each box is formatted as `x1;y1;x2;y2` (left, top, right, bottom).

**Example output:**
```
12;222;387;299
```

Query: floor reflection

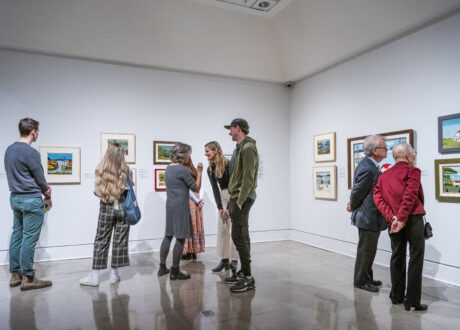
88;285;132;330
353;290;378;330
9;293;38;330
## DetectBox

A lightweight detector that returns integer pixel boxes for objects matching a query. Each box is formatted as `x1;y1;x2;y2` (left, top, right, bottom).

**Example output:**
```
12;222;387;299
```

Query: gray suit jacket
350;157;387;231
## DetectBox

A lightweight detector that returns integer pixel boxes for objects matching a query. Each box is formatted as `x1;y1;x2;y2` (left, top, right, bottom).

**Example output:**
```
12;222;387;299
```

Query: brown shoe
20;275;52;291
9;272;23;287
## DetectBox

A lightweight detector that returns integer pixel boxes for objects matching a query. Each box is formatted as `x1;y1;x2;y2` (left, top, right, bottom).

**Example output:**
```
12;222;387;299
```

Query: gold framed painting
39;146;81;184
313;132;336;162
101;133;136;164
153;141;176;165
313;165;337;200
435;158;460;202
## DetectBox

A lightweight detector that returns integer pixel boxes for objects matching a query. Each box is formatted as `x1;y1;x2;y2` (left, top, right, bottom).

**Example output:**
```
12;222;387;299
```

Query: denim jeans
9;195;45;276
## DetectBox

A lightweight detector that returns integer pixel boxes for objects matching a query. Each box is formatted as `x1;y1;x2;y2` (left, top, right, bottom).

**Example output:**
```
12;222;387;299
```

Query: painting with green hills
442;117;460;149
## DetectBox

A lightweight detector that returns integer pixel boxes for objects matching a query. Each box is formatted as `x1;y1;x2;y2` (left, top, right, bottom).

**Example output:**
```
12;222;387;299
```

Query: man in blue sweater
4;118;53;291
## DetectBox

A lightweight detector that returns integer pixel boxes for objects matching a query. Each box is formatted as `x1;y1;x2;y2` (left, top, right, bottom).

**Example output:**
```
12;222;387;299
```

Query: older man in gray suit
347;135;388;292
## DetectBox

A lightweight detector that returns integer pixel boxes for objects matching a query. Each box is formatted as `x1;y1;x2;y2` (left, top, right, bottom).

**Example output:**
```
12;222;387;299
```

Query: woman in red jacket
373;143;427;311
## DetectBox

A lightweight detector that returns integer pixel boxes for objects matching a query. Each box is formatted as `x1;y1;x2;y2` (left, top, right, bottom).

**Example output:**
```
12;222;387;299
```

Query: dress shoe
170;267;190;281
354;283;379;292
390;297;404;304
212;259;229;272
404;300;428;311
372;280;382;286
10;272;23;287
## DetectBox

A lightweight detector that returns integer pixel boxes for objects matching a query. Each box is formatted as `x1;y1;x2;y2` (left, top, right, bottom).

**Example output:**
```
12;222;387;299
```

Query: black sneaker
230;275;255;293
224;271;242;284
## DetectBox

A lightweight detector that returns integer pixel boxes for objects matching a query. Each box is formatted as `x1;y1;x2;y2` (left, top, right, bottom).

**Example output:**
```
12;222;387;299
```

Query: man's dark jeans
229;197;255;276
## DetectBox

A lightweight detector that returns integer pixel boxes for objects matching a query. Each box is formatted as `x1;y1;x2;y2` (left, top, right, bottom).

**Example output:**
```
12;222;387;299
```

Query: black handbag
424;217;433;240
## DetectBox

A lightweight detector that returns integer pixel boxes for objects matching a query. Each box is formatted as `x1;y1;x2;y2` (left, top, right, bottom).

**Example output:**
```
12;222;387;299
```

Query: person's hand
44;185;52;197
45;198;53;212
197;162;203;172
238;204;242;210
198;199;204;209
390;218;405;234
219;209;225;219
346;202;352;212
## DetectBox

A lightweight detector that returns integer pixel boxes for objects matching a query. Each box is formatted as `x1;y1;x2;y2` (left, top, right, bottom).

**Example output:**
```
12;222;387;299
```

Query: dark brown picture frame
153;141;176;165
347;129;414;189
438;113;460;154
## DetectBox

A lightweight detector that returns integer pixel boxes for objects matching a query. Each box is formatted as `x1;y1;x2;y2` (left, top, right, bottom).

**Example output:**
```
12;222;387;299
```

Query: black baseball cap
224;118;249;130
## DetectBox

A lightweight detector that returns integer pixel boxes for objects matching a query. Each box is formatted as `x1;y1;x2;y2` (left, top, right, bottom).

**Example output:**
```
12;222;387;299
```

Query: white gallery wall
0;50;290;264
289;13;460;286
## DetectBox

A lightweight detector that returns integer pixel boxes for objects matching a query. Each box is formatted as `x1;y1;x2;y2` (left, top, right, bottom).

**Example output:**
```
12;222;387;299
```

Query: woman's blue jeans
9;195;45;276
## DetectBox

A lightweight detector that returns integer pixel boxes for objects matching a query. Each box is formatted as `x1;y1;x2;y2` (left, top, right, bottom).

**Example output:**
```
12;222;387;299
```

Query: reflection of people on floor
352;290;378;330
89;287;131;330
313;294;337;329
156;278;193;329
9;294;38;330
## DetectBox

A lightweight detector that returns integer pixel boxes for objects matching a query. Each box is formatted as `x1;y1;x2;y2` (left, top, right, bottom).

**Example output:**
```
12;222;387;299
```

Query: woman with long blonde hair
80;143;133;286
205;141;238;273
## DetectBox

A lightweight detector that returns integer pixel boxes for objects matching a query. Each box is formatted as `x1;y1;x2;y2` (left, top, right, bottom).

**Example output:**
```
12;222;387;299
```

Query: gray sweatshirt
4;142;48;198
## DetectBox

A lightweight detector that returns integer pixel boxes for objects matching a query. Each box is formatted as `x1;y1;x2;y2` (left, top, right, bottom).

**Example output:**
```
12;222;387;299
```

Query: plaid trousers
92;199;130;269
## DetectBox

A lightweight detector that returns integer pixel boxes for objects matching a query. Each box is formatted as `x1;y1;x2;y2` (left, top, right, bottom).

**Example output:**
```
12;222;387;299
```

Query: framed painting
313;132;336;162
155;168;167;191
438;113;460;154
39;146;81;184
101;133;136;164
313;165;337;200
435;158;460;202
154;141;176;165
347;129;414;189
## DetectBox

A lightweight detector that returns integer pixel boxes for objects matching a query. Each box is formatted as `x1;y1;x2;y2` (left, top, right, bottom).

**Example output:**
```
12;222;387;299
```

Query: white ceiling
0;0;459;83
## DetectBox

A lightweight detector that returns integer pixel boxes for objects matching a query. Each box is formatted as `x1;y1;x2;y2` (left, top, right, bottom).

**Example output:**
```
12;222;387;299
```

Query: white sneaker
80;273;99;287
109;273;120;285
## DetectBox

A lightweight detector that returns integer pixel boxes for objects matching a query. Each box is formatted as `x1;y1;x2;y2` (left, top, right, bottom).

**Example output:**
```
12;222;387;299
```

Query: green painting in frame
435;158;460;202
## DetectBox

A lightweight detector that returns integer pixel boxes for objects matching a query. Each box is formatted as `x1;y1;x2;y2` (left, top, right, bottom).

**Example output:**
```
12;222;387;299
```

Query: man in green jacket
224;118;258;293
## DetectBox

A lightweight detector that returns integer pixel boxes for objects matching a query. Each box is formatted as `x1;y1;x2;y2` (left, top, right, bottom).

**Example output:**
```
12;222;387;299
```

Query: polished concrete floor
1;241;460;330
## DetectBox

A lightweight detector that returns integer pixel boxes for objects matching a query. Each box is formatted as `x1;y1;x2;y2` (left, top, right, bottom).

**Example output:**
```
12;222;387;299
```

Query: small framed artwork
155;168;167;191
435;158;460;202
347;129;414;189
39;146;81;184
101;133;136;164
130;167;137;195
438;113;460;154
313;165;337;200
313;132;336;162
153;141;176;165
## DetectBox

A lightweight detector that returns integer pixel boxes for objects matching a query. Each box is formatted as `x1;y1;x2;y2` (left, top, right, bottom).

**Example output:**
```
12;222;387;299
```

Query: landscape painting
155;169;167;191
101;133;136;163
439;113;460;154
435;158;460;202
108;139;129;155
313;165;337;200
47;153;72;175
40;146;81;184
313;132;336;162
154;141;176;165
348;129;414;188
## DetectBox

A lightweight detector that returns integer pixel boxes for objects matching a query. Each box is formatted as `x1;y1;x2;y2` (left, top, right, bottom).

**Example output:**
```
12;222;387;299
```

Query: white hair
392;143;415;159
363;135;384;156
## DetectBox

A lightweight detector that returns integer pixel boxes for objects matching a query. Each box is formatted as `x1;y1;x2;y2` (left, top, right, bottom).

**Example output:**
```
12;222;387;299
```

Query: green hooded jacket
228;136;259;205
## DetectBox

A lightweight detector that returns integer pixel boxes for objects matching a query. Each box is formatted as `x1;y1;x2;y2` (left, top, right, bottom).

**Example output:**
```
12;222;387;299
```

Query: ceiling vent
217;0;280;12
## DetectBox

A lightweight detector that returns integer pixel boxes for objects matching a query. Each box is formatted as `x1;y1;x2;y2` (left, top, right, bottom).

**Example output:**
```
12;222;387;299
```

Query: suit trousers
229;197;255;276
389;214;425;304
354;228;381;286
